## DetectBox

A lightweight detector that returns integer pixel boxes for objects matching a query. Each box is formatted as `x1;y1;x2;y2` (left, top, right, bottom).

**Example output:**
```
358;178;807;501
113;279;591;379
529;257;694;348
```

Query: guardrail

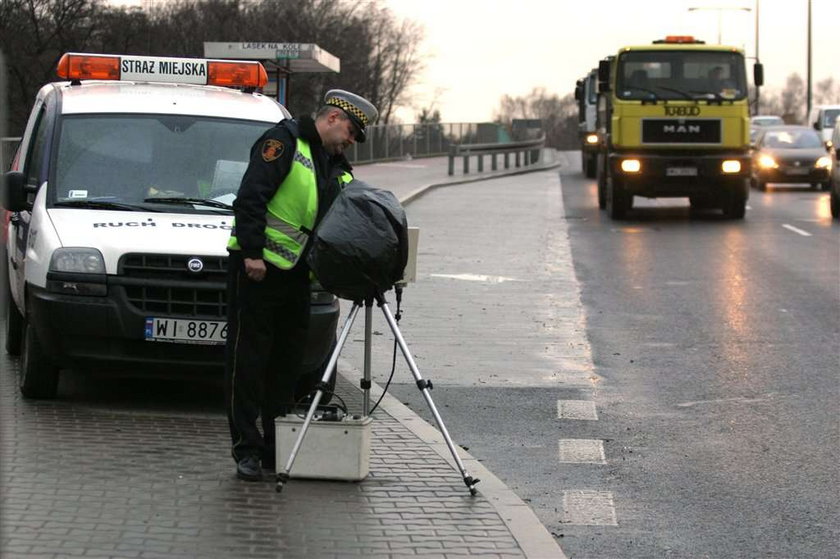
345;122;506;164
1;136;20;171
448;136;545;176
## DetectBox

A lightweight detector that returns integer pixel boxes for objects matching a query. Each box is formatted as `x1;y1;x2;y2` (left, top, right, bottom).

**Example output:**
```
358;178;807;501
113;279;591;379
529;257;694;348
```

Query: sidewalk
0;150;567;559
326;149;567;558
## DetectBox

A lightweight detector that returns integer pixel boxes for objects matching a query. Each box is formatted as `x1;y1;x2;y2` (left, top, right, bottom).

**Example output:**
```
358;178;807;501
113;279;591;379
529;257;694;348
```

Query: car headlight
758;154;778;169
47;248;107;295
585;133;599;145
815;156;831;169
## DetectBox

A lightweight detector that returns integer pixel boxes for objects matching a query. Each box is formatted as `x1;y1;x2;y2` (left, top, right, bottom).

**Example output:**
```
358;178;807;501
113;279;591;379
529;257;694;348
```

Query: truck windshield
51;114;271;209
616;50;747;101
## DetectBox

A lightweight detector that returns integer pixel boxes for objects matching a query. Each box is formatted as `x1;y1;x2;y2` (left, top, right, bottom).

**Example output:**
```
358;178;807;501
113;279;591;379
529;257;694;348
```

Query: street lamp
688;3;760;113
687;5;752;44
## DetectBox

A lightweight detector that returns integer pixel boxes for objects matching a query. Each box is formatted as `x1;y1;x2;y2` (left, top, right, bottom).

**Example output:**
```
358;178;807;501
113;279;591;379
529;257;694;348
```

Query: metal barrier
345;122;505;164
447;136;545;176
1;136;20;172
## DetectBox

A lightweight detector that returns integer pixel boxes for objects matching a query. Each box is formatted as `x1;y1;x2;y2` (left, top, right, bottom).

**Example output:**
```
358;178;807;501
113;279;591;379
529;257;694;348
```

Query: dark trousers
224;252;310;463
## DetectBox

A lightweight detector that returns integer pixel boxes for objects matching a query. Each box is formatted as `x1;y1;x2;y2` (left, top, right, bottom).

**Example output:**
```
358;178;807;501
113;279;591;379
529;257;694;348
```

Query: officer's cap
324;89;378;143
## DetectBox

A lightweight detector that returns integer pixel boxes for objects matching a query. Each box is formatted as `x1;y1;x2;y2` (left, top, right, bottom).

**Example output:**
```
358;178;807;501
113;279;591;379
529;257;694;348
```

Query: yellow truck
595;36;764;219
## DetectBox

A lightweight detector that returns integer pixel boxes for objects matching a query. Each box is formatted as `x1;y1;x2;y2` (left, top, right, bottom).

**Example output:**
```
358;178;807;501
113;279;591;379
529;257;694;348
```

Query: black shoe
236;455;262;481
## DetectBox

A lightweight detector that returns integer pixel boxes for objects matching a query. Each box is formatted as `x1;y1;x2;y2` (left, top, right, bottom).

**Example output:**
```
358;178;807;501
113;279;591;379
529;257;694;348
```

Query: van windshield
51;114;271;210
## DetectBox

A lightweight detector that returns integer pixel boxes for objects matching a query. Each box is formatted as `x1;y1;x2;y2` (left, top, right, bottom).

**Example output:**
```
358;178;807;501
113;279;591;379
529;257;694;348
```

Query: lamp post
688;4;759;113
687;5;752;45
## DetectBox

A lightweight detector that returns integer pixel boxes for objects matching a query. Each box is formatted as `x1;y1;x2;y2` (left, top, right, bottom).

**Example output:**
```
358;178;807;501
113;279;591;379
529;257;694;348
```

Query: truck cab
595;36;763;219
575;68;599;178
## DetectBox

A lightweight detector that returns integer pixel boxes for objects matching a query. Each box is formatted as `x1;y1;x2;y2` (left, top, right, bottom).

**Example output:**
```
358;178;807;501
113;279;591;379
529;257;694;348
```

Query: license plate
785;167;809;175
145;318;227;345
666;167;698;177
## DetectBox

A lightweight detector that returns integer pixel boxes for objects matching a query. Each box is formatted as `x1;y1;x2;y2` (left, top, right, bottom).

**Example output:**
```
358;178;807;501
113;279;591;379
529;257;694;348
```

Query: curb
399;149;562;205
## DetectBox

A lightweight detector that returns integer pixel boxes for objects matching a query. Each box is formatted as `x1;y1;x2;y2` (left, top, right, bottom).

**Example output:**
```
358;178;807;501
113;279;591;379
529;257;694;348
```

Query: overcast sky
386;0;838;122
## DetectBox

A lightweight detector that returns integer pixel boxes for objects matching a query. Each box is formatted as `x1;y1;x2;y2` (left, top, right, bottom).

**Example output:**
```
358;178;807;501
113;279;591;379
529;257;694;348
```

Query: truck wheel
606;176;631;219
722;187;747;220
585;154;597;179
20;318;60;399
4;284;23;356
830;188;839;219
596;153;607;209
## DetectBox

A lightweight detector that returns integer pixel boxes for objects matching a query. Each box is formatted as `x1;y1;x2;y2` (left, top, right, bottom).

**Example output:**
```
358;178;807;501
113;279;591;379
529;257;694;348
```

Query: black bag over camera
306;180;408;302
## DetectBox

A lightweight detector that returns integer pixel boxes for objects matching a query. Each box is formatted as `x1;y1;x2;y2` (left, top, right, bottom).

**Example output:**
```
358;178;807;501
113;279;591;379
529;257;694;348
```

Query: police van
2;53;339;398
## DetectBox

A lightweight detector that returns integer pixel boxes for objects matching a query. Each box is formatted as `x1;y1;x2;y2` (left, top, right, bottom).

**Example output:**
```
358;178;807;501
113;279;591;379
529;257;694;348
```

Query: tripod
275;289;480;495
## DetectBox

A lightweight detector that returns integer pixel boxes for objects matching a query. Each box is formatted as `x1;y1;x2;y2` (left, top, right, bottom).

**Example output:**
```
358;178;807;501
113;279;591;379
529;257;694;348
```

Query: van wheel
4;285;23;356
20;318;60;399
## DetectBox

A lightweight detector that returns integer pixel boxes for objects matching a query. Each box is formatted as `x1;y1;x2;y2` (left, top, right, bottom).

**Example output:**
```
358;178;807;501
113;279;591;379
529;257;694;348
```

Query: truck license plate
145;318;227;345
666;167;698;177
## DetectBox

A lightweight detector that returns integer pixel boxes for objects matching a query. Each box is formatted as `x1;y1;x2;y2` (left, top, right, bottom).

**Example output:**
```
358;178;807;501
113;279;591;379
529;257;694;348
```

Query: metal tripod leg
275;301;362;492
377;297;481;495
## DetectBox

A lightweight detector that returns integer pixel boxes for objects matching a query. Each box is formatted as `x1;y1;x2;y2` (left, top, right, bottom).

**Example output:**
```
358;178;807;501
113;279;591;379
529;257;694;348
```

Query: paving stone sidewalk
0;152;566;558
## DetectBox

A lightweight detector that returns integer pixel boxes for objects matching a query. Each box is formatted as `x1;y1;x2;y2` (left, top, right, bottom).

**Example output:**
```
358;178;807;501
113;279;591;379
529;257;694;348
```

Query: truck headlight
47;248;107;295
585;133;599;145
721;160;741;173
620;159;641;173
758;154;778;169
815;156;831;169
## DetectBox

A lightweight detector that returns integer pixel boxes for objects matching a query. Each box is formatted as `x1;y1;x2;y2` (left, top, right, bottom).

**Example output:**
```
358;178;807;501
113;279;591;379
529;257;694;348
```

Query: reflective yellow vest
228;138;352;269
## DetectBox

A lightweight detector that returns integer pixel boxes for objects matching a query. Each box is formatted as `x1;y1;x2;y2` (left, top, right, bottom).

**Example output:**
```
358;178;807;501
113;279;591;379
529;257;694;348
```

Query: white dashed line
557;400;598;420
782;223;812;237
558;439;606;464
561;490;618;526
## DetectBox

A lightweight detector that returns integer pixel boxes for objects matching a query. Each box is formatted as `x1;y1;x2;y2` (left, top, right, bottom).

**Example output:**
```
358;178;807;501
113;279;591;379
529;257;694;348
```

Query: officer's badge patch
261;139;284;162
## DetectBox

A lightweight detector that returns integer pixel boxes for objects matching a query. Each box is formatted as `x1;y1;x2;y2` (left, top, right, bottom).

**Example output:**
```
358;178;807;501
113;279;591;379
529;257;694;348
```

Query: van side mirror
813;121;820;131
574;82;582;102
1;171;28;212
753;63;764;87
598;60;611;93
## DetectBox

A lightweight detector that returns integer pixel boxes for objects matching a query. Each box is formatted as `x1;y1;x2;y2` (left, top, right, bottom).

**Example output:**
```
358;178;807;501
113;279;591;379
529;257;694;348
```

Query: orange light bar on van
207;61;268;88
56;52;269;89
56;53;120;81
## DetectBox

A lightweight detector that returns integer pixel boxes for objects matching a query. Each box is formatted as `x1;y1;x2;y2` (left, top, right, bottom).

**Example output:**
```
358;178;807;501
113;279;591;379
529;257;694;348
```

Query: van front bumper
26;284;339;375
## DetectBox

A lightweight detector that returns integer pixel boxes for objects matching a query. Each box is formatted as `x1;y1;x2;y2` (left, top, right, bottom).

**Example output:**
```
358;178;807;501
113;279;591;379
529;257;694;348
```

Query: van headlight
47;248;107;295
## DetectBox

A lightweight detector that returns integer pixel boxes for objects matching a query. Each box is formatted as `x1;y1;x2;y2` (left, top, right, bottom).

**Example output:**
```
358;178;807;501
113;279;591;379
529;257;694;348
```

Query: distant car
750;115;784;142
829;120;840;219
806;104;840;144
750;125;831;191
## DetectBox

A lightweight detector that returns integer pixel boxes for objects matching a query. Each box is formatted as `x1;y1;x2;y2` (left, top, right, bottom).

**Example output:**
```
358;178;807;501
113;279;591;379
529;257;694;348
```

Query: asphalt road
379;153;839;558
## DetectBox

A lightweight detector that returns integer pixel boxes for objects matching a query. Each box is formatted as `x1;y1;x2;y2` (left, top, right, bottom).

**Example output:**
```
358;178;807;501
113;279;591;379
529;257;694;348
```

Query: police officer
225;89;379;481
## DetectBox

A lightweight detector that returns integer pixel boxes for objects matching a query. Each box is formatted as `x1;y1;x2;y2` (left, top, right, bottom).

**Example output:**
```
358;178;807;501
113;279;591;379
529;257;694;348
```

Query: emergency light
56;52;269;89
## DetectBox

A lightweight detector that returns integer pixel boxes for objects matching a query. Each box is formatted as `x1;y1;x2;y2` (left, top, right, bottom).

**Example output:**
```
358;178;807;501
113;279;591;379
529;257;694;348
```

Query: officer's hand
243;258;266;282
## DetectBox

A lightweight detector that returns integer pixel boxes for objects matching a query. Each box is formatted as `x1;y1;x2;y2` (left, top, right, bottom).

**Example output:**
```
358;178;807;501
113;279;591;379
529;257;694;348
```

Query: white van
807;104;840;144
2;53;339;398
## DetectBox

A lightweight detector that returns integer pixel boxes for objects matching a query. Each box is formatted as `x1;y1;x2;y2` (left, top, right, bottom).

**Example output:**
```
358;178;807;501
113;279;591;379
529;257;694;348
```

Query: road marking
558;439;605;464
429;273;523;283
557;400;598;420
561;490;618;526
782;223;812;237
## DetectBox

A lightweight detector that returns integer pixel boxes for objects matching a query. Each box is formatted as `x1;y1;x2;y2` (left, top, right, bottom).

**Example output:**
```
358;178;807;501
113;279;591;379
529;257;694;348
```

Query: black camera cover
306;180;408;302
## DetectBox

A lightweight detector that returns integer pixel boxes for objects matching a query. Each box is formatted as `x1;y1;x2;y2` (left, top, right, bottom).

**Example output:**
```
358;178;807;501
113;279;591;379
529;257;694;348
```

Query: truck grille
642;119;721;144
118;253;228;319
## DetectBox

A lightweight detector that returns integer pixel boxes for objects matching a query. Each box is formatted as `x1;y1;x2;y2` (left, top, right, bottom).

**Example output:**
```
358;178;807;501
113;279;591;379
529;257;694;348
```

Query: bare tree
779;73;806;124
493;87;578;149
814;77;840;105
